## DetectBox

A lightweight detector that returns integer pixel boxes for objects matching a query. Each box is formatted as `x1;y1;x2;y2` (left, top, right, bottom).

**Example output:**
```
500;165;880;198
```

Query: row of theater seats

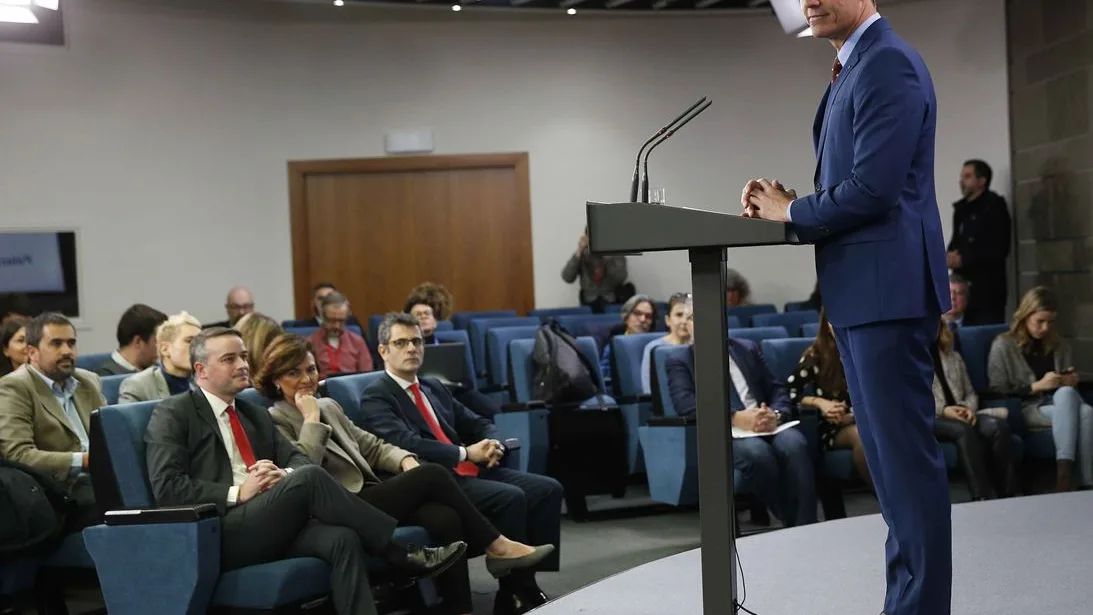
0;371;540;614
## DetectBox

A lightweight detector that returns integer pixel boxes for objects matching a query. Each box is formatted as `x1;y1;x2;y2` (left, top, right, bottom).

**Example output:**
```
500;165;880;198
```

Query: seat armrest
500;401;547;412
104;504;217;526
647;415;696;427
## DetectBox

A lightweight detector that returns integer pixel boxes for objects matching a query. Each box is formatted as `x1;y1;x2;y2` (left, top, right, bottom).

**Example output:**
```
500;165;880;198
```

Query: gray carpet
531;491;1093;615
11;485;958;614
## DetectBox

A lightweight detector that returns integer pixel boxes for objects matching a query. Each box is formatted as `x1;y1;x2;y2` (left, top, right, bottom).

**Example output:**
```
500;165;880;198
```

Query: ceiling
339;0;776;11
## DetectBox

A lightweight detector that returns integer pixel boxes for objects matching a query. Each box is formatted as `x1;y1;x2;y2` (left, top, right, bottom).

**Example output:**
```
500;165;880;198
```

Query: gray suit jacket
144;388;312;515
269;397;412;495
0;365;105;483
987;334;1072;428
93;355;136;377
932;349;978;416
118;366;170;404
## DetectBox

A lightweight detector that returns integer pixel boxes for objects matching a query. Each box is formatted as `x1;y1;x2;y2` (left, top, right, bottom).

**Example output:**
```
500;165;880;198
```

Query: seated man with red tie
360;313;563;615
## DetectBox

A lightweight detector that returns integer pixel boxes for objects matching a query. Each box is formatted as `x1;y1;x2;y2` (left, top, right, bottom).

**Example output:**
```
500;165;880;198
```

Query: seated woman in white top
640;293;693;394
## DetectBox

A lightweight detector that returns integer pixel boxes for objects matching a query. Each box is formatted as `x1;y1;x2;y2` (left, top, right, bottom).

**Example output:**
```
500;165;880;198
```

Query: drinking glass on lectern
650;188;666;205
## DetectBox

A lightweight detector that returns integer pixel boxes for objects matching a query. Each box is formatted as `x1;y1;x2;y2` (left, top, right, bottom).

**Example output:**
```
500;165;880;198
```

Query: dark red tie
226;405;257;468
831;58;843;84
409;383;479;477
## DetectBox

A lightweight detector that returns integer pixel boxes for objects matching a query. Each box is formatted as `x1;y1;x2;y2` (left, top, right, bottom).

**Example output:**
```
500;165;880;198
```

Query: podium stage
532;491;1093;615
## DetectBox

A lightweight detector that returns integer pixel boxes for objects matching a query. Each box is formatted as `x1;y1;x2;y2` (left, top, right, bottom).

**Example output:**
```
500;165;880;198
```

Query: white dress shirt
728;358;758;410
386;371;467;462
786;12;883;223
201;388;250;506
110;349;138;373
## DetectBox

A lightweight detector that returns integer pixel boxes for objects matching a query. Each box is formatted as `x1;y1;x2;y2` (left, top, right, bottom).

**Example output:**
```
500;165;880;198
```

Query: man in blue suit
666;341;817;527
743;2;951;614
360;312;563;615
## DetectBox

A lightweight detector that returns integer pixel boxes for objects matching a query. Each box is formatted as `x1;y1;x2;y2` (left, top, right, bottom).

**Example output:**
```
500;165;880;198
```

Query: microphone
630;97;708;202
640;99;712;203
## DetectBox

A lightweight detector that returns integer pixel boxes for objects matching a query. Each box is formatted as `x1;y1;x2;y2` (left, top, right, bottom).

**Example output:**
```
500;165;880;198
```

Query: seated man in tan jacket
0;312;106;531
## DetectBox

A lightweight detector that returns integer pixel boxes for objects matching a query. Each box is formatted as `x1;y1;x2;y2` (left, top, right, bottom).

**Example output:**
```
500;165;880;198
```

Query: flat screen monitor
0;230;80;318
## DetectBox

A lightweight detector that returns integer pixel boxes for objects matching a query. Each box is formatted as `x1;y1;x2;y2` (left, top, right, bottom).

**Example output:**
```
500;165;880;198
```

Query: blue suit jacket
359;374;497;469
666;339;791;418
790;18;950;328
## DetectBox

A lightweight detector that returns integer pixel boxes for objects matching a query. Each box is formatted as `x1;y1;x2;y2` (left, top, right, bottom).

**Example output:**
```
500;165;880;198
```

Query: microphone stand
640;100;713;203
630;97;708;202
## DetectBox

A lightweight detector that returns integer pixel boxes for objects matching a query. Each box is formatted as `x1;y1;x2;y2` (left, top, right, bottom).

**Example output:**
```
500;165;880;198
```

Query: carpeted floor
10;483;967;615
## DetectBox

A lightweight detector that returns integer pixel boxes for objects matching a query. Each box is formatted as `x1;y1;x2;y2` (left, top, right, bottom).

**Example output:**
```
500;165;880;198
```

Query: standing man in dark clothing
947;160;1012;325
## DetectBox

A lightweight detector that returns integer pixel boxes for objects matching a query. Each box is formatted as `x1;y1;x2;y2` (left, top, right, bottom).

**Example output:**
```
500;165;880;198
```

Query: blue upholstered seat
726;304;777;326
100;374;128;405
324;372;387;427
529;306;592;319
236;387;273;411
468;317;540;382
75;352;110;371
730;326;789;344
551;314;621;339
609;333;663;474
784;300;814;312
751;310;820;337
486;326;540;391
801;322;820;338
451;310;518;330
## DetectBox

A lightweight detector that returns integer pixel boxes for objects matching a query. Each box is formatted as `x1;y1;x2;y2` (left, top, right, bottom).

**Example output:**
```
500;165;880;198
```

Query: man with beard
947;159;1012;325
0;312;106;532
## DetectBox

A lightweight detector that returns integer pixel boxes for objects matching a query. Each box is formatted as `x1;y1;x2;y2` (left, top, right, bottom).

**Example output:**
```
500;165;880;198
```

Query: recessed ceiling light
451;3;461;10
333;0;344;5
566;7;576;14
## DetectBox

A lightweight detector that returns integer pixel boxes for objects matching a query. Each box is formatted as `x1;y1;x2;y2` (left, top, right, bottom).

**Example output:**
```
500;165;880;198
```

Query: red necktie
225;405;257;468
409;383;479;477
831;58;843;84
325;339;341;374
592;261;605;285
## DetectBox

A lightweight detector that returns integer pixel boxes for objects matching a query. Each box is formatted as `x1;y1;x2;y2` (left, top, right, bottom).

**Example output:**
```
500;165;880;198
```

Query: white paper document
732;419;801;439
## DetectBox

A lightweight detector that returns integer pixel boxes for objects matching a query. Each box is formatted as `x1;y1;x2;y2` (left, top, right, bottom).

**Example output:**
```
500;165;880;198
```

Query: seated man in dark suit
292;281;363;329
667;340;817;527
93;303;166;376
144;327;465;615
360;313;563;615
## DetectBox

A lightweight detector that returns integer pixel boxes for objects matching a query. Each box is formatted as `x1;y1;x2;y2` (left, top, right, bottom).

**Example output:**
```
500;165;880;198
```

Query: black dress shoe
493;588;549;615
392;541;467;580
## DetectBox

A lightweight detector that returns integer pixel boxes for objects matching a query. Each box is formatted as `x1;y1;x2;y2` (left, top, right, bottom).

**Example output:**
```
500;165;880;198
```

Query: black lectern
586;201;799;615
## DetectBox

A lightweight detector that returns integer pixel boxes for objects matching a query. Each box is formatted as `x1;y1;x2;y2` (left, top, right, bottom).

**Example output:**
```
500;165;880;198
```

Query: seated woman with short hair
255;335;553;615
639;293;693;394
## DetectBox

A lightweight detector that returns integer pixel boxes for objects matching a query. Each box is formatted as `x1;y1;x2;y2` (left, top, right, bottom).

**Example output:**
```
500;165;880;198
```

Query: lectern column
689;247;738;614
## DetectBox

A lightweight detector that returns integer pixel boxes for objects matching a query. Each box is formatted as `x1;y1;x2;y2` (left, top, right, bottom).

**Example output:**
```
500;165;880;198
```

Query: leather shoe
493;588;549;615
392;541;467;580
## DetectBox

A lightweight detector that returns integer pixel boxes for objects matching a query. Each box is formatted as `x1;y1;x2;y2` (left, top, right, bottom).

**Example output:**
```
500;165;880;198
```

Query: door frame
287;152;532;319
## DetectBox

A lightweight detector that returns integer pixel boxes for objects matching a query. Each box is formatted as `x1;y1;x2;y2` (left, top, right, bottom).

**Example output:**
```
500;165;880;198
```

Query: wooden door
288;153;534;323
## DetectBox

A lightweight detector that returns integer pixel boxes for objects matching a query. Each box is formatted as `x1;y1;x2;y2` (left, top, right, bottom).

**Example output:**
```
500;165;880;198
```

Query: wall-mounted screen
0;230;80;318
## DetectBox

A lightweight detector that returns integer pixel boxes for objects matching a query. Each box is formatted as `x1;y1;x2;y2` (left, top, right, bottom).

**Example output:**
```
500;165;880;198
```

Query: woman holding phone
256;334;553;615
988;286;1092;491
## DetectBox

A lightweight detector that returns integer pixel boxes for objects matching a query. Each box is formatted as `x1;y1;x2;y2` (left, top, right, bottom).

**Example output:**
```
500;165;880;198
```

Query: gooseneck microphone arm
640;99;713;203
630;97;708;202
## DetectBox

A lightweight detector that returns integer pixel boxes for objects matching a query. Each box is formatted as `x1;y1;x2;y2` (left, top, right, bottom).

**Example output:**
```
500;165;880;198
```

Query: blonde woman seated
119;311;202;403
933;320;1015;500
256;335;553;615
786;309;872;490
988;286;1092;491
234;312;283;376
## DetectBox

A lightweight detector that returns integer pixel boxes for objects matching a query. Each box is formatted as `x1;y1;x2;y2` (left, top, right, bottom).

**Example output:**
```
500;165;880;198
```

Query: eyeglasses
388;337;425;349
227;303;254;310
631;310;654;320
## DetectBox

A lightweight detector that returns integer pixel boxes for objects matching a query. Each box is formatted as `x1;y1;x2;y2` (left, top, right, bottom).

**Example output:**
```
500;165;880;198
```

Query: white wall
0;0;1009;352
